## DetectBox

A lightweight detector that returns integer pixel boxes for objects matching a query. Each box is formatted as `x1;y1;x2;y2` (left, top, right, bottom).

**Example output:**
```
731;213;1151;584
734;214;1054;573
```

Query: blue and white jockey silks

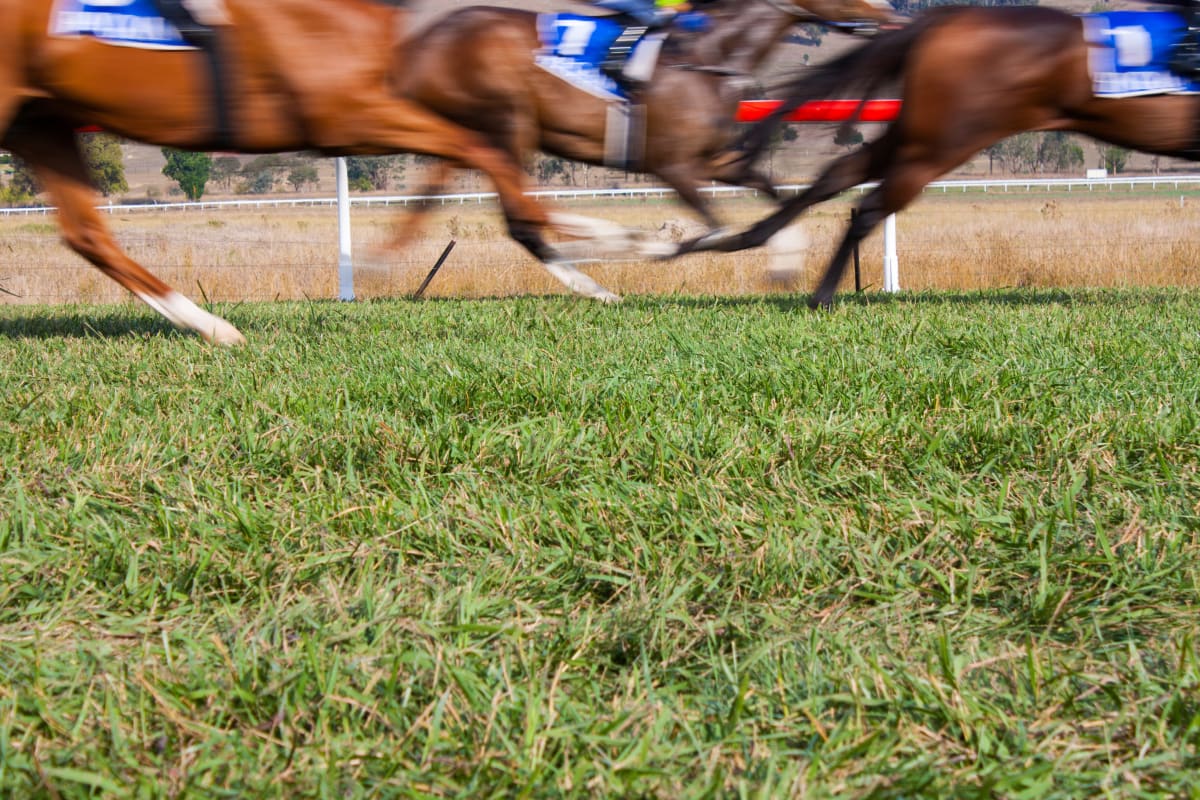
536;14;629;100
1084;10;1200;97
537;13;669;102
51;0;192;49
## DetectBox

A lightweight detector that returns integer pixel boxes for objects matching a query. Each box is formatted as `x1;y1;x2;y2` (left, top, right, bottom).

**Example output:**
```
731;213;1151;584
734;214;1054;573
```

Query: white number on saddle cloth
557;19;598;57
1111;25;1152;68
50;0;191;49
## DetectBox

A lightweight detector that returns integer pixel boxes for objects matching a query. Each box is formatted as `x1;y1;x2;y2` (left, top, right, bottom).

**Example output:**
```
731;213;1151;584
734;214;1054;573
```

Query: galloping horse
680;5;1200;307
390;0;901;296
0;0;589;344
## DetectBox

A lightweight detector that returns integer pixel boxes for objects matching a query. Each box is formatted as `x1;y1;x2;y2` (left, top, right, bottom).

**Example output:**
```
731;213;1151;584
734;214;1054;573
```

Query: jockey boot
601;25;649;91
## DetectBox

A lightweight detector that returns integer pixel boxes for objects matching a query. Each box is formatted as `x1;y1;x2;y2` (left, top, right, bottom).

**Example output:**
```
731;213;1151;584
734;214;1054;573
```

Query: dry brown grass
1;189;1198;306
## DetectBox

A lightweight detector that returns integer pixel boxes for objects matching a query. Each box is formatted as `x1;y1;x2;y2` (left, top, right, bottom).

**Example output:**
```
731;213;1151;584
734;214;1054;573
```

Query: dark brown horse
680;4;1200;307
0;0;588;343
404;0;900;227
389;0;901;298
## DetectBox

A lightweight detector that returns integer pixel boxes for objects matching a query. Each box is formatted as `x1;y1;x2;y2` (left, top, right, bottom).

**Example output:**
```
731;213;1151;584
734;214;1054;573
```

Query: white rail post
336;157;355;301
883;213;900;293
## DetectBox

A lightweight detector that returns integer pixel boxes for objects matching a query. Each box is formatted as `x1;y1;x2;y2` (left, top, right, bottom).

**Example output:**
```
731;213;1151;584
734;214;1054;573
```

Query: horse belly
28;39;300;150
32;41;215;143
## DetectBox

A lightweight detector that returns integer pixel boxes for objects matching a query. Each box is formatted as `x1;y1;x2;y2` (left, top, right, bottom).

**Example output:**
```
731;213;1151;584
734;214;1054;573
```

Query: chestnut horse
0;0;595;344
391;0;901;291
681;5;1200;307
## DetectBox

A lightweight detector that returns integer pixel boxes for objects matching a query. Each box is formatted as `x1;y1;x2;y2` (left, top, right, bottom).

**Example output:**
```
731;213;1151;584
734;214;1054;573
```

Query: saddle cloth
1083;10;1200;97
535;13;637;101
50;0;193;50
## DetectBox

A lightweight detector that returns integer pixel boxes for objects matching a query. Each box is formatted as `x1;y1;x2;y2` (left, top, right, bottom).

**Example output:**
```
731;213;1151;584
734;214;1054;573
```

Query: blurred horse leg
342;99;557;262
809;152;963;308
708;161;782;203
379;160;454;255
653;161;724;230
4;118;246;344
681;133;893;255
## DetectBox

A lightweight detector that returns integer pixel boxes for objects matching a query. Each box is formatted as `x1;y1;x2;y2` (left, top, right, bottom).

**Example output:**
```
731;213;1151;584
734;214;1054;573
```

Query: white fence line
2;174;1199;217
5;170;1198;299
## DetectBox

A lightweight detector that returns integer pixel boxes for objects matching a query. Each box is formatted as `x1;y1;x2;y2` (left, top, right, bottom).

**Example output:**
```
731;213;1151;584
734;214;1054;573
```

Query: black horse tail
736;12;938;166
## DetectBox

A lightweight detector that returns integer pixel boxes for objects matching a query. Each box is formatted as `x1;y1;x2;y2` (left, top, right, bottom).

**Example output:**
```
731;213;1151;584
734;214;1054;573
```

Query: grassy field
1;290;1198;797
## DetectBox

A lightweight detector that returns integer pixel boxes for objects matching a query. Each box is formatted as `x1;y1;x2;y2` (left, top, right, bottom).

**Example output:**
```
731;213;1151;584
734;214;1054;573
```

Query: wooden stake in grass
412;240;457;300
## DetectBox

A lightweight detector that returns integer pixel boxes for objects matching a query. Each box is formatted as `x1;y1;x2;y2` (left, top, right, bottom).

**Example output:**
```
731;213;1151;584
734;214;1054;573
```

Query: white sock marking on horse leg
549;212;632;243
549;211;675;259
137;291;247;345
543;262;622;303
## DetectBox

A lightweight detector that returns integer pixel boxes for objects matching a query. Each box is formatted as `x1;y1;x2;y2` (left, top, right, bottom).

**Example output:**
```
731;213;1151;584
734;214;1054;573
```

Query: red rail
736;99;901;124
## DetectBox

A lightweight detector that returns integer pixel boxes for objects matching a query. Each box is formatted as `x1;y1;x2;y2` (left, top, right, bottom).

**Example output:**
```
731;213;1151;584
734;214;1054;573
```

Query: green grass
1;290;1198;798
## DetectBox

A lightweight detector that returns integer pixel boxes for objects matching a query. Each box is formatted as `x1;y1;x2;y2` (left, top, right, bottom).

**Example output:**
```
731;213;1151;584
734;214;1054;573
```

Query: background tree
531;154;568;185
985;132;1084;174
287;163;320;192
997;132;1040;173
210;155;242;193
0;154;38;205
345;156;405;191
162;149;213;200
237;154;292;194
983;142;1004;175
81;134;128;197
1100;145;1130;174
833;125;864;151
1036;132;1084;173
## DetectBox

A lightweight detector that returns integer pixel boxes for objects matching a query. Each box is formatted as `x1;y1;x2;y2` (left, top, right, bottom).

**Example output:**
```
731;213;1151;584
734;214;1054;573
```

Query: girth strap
150;0;235;150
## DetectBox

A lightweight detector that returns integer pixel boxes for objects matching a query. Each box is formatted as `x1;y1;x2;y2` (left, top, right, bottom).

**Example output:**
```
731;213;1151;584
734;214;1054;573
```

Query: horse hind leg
678;141;887;259
809;159;939;309
6;123;245;344
377;160;455;257
348;100;557;256
349;101;646;301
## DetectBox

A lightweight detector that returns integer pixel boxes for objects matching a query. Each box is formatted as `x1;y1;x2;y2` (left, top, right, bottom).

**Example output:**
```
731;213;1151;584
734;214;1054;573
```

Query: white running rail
2;174;1198;216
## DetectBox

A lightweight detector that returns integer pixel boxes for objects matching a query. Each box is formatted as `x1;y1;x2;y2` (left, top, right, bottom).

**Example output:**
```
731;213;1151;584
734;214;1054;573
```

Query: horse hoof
141;291;247;346
206;321;248;346
807;296;834;311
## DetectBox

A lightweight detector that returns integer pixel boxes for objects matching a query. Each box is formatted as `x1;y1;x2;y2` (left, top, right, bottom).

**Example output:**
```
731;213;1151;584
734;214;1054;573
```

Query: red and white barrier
735;99;901;124
737;99;902;293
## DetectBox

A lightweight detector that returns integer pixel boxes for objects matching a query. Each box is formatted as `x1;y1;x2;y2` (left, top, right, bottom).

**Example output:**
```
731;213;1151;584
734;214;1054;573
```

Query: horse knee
59;220;111;264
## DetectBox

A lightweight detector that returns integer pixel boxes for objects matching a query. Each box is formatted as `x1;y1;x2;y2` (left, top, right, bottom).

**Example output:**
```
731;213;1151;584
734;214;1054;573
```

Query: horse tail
736;13;937;165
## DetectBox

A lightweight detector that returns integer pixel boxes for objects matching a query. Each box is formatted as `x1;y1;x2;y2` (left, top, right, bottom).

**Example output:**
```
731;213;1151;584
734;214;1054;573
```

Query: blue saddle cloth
536;13;630;101
51;0;191;49
1083;10;1200;96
